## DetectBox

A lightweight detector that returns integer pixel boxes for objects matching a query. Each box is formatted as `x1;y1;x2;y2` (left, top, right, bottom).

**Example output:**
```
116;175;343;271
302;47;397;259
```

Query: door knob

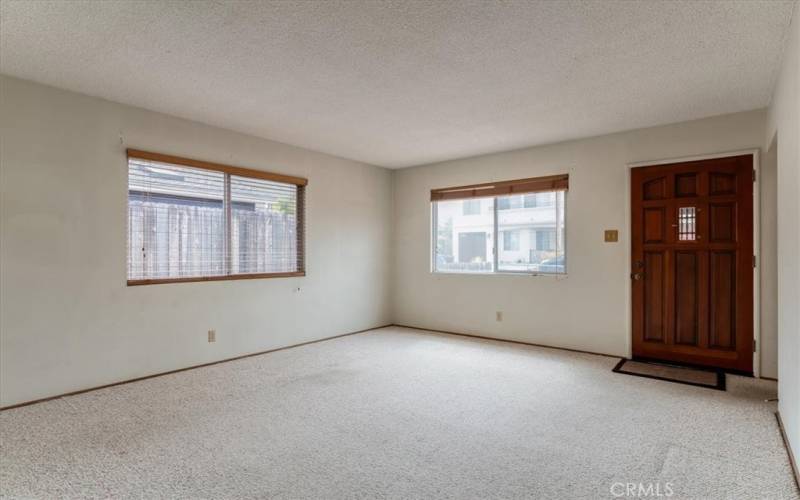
631;272;643;280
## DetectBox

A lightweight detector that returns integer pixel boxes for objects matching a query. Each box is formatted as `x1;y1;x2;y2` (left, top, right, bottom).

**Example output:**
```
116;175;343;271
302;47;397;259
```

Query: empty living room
1;0;799;498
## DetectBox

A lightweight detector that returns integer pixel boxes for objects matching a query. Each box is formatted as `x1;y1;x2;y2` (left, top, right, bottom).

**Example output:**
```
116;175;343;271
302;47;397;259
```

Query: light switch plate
604;230;619;242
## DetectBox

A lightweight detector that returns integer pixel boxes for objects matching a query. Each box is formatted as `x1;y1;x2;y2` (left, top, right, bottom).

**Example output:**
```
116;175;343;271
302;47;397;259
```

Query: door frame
625;149;761;377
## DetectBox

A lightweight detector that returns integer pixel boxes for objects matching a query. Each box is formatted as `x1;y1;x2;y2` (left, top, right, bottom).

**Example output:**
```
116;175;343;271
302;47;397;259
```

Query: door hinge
753;255;757;268
753;339;757;353
753;169;757;182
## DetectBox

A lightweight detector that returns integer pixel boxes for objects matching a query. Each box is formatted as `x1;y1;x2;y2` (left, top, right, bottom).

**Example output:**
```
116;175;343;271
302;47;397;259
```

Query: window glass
433;190;566;274
128;156;304;283
128;161;226;280
497;195;522;210
230;175;299;274
678;206;697;241
534;230;556;251
503;230;520;251
462;199;481;215
433;197;494;273
497;191;565;273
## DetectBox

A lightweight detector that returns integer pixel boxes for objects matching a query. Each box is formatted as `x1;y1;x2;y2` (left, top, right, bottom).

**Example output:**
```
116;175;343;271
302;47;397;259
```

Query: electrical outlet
208;329;216;343
496;311;503;322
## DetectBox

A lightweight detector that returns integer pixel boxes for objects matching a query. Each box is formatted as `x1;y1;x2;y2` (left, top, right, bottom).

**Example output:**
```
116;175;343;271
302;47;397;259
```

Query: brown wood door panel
709;203;737;242
631;155;753;373
643;250;667;342
674;250;699;346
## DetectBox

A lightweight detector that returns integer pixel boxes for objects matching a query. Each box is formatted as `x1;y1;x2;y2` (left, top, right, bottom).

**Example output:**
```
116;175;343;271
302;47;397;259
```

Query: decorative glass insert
678;206;696;241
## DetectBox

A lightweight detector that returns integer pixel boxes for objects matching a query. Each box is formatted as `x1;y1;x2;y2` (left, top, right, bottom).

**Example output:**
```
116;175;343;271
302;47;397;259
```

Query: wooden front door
631;155;754;373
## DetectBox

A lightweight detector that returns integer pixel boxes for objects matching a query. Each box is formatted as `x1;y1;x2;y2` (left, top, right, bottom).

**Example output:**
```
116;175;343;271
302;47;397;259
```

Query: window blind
127;150;306;285
430;174;568;201
230;175;302;274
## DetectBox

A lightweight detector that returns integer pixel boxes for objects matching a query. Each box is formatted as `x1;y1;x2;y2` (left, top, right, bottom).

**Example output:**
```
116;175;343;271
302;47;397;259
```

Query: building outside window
535;229;556;251
462;199;481;215
503;230;520;251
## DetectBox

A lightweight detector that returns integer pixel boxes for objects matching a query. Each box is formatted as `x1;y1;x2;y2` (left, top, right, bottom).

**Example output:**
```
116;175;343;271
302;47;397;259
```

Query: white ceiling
1;1;795;168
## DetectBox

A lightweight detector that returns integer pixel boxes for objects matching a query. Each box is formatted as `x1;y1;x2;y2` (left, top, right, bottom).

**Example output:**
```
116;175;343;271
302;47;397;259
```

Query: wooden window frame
126;149;307;286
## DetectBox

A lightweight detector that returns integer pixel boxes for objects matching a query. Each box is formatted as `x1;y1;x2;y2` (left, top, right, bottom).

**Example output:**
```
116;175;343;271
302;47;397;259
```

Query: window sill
431;271;566;278
127;271;305;286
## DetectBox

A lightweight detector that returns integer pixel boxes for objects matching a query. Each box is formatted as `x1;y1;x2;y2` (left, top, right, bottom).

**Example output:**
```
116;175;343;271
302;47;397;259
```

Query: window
524;192;555;208
498;192;557;210
431;174;567;274
127;150;306;285
459;232;488;263
497;196;521;210
503;230;520;251
497;193;565;272
523;194;536;208
535;230;556;251
434;197;494;273
462;199;481;215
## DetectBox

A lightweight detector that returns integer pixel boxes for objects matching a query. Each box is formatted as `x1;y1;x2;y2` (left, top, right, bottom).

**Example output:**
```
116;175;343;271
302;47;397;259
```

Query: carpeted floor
1;326;797;499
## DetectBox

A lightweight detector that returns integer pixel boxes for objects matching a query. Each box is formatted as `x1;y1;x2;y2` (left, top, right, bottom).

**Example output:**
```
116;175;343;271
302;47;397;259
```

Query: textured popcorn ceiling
0;0;795;168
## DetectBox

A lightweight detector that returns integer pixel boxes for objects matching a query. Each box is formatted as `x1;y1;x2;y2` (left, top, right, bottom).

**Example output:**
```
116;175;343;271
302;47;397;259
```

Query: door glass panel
678;206;696;241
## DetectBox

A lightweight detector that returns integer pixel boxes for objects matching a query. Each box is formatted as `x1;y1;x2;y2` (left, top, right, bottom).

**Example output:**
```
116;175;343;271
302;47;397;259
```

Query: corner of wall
388;167;399;325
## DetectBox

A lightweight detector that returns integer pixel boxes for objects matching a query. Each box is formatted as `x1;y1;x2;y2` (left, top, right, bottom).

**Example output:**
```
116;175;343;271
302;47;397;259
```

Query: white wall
765;7;800;467
760;140;778;380
393;110;767;363
0;76;393;407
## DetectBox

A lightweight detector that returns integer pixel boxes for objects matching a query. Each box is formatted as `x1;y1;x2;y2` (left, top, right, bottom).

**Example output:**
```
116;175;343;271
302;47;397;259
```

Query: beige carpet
0;326;797;499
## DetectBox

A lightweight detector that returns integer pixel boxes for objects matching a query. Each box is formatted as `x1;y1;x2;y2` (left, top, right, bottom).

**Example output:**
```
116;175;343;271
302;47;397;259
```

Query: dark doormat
613;358;725;391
